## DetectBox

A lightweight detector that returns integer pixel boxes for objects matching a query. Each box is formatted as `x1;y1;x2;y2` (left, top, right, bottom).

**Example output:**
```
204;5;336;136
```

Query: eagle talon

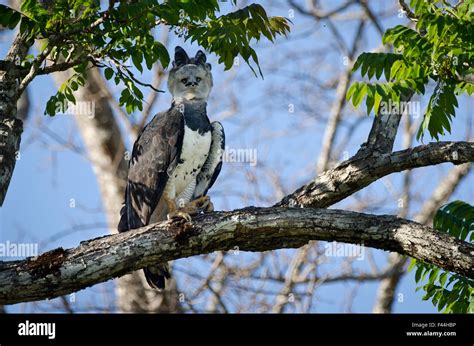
190;195;213;213
167;211;192;222
197;198;214;213
204;200;214;213
194;195;210;207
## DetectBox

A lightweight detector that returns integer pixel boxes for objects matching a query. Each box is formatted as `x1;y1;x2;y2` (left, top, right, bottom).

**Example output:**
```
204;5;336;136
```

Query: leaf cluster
346;0;473;140
0;0;290;115
409;201;474;313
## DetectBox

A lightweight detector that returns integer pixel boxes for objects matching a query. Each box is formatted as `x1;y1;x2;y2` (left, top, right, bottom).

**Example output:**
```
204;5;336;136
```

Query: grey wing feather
118;107;184;232
194;121;225;198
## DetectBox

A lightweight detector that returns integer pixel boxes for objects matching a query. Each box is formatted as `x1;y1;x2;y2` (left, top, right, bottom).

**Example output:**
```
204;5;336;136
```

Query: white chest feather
165;126;211;202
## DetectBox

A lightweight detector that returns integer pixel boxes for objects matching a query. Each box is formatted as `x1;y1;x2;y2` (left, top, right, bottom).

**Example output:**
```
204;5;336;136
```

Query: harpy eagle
118;46;225;290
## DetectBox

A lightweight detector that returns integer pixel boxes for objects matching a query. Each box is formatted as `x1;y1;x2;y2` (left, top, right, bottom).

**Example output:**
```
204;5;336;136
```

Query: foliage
346;0;473;140
408;201;474;313
0;0;290;115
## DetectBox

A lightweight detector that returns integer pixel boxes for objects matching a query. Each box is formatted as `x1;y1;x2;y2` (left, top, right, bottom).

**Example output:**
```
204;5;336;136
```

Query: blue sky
0;0;472;313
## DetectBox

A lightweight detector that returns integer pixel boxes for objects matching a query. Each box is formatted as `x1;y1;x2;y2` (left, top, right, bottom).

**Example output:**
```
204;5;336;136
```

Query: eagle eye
181;78;188;84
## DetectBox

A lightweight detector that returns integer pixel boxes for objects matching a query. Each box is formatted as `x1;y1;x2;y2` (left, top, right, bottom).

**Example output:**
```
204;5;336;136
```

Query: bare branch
398;0;418;22
15;46;52;98
35;57;89;76
288;0;356;20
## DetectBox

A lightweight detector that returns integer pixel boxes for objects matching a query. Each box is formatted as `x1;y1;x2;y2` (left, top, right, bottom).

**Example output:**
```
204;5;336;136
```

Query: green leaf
415;265;423;283
418;81;457;140
407;258;417;272
346;82;359;101
373;89;383;115
365;85;375;115
151;42;167;69
390;60;404;80
45;97;57;116
64;88;76;103
132;51;143;73
352;83;367;108
434;201;474;241
104;68;114;80
439;272;448;286
0;4;22;29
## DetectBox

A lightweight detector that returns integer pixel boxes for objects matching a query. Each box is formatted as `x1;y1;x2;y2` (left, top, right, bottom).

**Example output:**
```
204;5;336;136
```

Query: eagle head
168;46;213;102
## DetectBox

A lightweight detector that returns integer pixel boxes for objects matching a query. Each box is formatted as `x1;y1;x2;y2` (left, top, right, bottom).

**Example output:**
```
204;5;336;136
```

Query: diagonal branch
0;207;472;305
277;141;474;208
398;0;418;22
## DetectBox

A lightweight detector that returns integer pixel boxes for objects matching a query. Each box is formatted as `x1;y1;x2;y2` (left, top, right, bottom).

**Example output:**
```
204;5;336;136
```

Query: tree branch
0;207;472;305
277;141;474;208
35;57;89;76
398;0;418;22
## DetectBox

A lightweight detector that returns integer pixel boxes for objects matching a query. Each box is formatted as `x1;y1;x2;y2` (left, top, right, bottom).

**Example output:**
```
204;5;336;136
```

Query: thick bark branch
277;141;474;208
0;207;472;305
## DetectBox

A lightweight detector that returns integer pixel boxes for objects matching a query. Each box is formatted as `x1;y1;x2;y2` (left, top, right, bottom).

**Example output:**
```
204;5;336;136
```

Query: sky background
0;0;472;313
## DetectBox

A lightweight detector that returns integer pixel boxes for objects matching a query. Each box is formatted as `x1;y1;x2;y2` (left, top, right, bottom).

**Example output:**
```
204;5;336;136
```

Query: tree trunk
0;32;31;206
